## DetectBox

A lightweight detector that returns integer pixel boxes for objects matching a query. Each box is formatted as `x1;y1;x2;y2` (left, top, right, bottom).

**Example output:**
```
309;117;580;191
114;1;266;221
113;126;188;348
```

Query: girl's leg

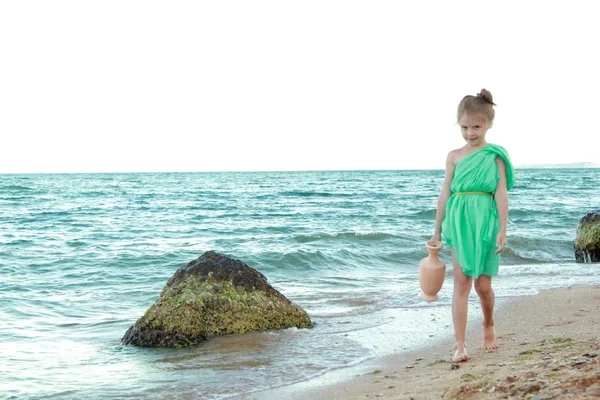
474;275;499;350
451;249;473;362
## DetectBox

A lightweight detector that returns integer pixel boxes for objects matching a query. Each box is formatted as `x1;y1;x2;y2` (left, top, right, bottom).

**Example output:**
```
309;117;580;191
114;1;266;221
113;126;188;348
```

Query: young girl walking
432;89;515;363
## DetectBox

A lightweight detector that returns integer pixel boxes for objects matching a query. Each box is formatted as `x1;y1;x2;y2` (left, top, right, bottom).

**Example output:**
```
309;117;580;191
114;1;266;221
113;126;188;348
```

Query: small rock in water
376;394;383;398
574;210;600;263
583;352;598;358
542;356;552;360
405;365;414;369
450;364;460;370
415;358;423;361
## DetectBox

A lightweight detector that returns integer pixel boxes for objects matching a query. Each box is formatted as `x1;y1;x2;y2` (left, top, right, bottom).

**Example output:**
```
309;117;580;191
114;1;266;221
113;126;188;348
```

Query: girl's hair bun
457;88;496;124
477;89;496;106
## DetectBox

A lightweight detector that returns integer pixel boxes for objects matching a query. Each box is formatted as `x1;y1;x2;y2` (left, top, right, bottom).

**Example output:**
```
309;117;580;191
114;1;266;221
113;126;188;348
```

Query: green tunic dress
441;143;515;279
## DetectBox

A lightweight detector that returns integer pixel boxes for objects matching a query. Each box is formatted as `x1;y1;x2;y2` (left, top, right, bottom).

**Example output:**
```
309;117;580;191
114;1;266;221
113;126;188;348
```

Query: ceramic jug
418;240;446;302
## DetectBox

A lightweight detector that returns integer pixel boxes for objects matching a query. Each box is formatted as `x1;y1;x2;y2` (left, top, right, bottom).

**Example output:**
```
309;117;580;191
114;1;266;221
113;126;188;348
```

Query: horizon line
2;165;599;175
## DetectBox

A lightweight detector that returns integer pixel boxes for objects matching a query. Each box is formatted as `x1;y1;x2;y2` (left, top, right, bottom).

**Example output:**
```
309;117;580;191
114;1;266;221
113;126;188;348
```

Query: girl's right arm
432;151;455;241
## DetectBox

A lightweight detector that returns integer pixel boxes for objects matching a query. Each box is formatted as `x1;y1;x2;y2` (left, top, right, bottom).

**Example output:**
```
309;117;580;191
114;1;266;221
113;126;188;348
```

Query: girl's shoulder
447;147;467;165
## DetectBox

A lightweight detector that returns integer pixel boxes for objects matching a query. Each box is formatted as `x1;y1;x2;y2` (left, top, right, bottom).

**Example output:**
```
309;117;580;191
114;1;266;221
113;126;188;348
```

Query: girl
432;89;515;363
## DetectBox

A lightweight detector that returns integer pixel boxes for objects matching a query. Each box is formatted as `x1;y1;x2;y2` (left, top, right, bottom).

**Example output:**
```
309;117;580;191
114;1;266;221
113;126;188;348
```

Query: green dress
441;143;515;279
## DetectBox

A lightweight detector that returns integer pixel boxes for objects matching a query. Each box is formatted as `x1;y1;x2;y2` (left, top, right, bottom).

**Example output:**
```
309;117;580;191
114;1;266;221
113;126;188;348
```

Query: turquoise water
1;169;599;399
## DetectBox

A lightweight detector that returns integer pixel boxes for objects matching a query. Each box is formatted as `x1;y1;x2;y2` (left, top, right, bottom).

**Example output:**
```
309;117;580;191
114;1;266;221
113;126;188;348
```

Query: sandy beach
250;284;600;399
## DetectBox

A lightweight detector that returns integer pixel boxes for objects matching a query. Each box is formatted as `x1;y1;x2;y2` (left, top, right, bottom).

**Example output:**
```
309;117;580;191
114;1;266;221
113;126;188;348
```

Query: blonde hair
457;89;496;126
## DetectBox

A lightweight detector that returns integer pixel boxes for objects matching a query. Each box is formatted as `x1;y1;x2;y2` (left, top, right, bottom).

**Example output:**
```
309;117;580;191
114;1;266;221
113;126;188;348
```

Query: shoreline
245;284;600;399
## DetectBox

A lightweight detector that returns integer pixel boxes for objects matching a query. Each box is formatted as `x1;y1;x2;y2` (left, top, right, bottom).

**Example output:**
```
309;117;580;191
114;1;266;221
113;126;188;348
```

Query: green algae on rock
121;251;313;348
574;210;600;263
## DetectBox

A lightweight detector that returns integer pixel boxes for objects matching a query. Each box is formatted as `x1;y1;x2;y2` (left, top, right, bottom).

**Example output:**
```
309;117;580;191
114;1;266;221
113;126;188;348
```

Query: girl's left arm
494;157;509;253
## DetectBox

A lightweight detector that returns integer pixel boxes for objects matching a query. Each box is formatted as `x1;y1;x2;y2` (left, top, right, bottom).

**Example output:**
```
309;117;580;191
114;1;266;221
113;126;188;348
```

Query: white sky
1;1;599;174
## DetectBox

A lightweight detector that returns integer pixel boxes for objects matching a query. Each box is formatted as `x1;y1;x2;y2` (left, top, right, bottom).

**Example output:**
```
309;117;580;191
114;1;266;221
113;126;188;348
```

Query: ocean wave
0;184;34;191
80;191;110;197
378;250;429;265
410;208;436;218
66;239;89;248
503;235;575;263
30;210;72;218
295;231;399;243
3;239;35;246
500;248;550;264
509;208;541;218
271;250;331;271
0;195;32;202
247;249;377;276
280;190;354;198
498;263;599;277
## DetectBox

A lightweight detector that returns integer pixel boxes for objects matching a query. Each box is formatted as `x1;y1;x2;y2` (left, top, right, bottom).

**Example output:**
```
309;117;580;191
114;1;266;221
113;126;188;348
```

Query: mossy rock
574;210;600;263
122;251;313;347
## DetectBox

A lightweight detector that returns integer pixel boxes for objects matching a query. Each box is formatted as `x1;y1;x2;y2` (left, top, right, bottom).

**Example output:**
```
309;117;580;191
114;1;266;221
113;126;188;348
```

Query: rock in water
574;210;600;263
122;251;313;347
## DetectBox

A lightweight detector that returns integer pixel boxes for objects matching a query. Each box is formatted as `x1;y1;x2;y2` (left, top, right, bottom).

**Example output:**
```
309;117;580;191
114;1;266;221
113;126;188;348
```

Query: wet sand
249;284;600;399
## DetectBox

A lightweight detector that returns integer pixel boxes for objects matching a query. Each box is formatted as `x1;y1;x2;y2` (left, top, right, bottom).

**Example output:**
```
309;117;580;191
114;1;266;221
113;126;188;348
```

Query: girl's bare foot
452;342;469;363
482;324;499;351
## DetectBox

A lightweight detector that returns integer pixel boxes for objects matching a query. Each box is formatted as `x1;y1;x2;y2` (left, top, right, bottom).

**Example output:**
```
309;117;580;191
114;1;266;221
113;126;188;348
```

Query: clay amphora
418;240;446;302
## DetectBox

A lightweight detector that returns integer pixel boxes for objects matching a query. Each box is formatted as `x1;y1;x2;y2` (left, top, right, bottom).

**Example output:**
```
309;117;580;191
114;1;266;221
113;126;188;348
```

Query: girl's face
459;112;490;147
